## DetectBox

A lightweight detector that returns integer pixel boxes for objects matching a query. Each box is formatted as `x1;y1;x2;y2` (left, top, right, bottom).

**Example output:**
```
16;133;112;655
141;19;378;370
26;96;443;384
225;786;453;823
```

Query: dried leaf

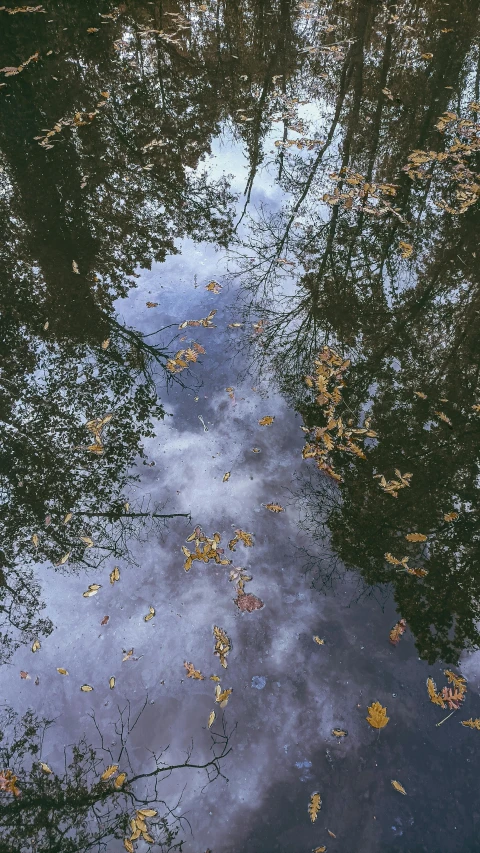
208;710;215;728
427;677;445;708
435;410;453;427
461;719;480;730
31;639;41;652
415;391;427;399
444;511;459;522
137;809;158;817
72;260;79;274
213;626;231;667
109;676;115;689
114;772;127;788
205;280;222;292
366;702;389;729
327;831;336;838
40;762;52;774
101;339;110;350
124;840;134;853
216;688;232;707
264;503;284;512
122;649;134;661
314;848;327;853
332;729;347;738
391;780;407;795
101;764;118;781
210;675;221;682
313;636;325;645
223;472;231;482
144;606;155;622
32;533;39;548
20;670;30;679
55;552;71;566
146;301;158;308
389;618;407;645
101;615;109;625
308;792;322;823
80;684;93;692
405;533;427;542
80;536;94;548
110;566;120;584
399;241;413;259
184;661;204;680
258;416;274;426
234;593;264;612
63;513;72;524
56;668;69;675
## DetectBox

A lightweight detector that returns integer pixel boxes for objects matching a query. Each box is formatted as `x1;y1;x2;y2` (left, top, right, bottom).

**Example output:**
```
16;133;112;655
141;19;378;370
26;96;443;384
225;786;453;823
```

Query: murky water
1;2;480;851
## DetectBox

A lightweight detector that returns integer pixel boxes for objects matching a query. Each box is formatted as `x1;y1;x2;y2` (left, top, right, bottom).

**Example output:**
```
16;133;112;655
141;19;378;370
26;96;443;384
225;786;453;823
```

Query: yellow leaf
101;764;118;780
83;584;101;597
184;661;204;679
258;416;274;426
206;280;222;292
327;831;336;838
421;52;433;59
80;536;94;548
264;503;284;512
124;839;134;853
135;817;147;832
144;606;155;621
208;710;215;728
398;241;413;259
101;339;110;350
31;639;41;652
391;780;407;795
114;772;127;788
55;552;71;566
366;701;389;729
308;792;322;823
223;472;230;482
426;677;445;708
40;762;52;774
137;808;157;817
32;533;39;548
110;566;120;584
332;729;347;738
80;684;93;692
142;833;154;843
122;649;134;661
109;676;115;689
444;511;459;522
313;636;324;645
56;668;69;675
72;260;79;274
461;719;480;730
405;533;427;542
435;410;453;427
314;848;326;853
414;391;427;399
210;675;220;682
63;513;72;524
216;688;232;705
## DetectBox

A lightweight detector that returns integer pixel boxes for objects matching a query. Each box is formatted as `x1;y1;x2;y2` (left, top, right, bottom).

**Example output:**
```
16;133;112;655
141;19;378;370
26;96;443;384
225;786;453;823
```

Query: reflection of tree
0;701;232;853
230;1;480;662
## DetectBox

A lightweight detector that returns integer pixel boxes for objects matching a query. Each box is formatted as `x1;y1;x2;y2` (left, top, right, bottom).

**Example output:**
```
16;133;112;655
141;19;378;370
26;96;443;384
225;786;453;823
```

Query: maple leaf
366;702;389;729
461;719;480;730
308;792;322;822
184;661;204;680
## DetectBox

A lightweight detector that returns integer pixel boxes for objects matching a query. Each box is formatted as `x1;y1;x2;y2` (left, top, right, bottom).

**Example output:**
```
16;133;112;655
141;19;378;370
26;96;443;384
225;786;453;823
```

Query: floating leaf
114;772;127;788
234;592;264;612
444;511;459;522
101;339;110;350
72;260;79;274
405;533;427;542
63;513;72;524
327;831;336;838
415;391;427;399
184;661;204;680
122;649;134;661
144;606;155;622
426;677;445;708
228;529;254;551
223;472;231;482
110;566;120;584
108;676;115;689
101;764;118;781
206;280;222;293
146;301;158;308
32;533;39;548
366;702;389;729
399;241;413;259
137;808;158;817
391;780;407;795
56;668;69;676
461;719;480;730
435;410;453;427
389;618;407;645
264;503;284;512
210;675;221;682
80;536;94;548
332;729;347;738
80;684;93;692
313;636;324;645
314;848;326;853
20;670;30;679
40;762;52;774
101;615;109;625
308;792;322;823
55;552;71;566
83;584;101;597
208;710;215;728
258;416;274;426
31;639;41;653
216;688;232;707
124;840;134;853
213;626;231;668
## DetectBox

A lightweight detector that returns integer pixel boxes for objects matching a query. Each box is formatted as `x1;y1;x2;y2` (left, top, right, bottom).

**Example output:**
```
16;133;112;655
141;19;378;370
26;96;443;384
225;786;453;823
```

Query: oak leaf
184;661;204;680
308;792;321;822
461;719;480;730
366;702;389;729
258;416;274;426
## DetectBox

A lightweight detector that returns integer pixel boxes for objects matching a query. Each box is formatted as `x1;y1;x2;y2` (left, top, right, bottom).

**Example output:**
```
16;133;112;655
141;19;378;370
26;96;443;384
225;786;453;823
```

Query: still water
1;1;480;851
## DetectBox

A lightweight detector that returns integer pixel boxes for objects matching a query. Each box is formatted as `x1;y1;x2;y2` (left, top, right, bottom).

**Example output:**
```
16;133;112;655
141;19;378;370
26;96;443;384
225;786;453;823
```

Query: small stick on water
436;710;456;727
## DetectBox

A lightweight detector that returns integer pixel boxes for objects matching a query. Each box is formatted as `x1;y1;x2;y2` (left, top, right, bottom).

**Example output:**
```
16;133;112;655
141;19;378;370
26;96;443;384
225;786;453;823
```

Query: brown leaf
258;416;274;426
184;661;204;679
461;719;480;730
20;671;30;679
101;615;109;625
444;511;459;522
308;792;321;823
234;593;264;612
389;618;407;645
366;702;389;729
146;301;158;308
405;533;427;542
264;503;284;512
391;780;407;795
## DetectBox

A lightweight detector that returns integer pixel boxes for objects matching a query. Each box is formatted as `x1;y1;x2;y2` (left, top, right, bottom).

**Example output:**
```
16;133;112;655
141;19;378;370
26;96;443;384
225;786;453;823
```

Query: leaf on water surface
80;684;93;692
405;533;427;542
234;593;264;612
208;711;215;728
184;661;204;680
264;503;284;512
57;668;68;675
80;536;94;547
101;764;118;781
391;780;407;795
55;552;71;566
308;792;321;823
205;280;222;293
462;719;480;730
366;702;389;729
72;261;79;274
122;649;134;661
327;830;336;838
415;391;427;399
421;52;433;59
32;533;39;548
63;513;72;524
83;584;101;597
20;671;30;679
114;772;127;788
109;676;115;689
332;729;347;738
426;677;446;708
385;552;408;566
87;26;99;32
258;416;274;426
40;762;52;774
435;410;453;427
101;339;110;350
399;241;413;258
124;840;134;853
252;447;261;452
314;848;327;852
223;472;230;482
389;618;407;645
228;529;254;551
228;322;243;328
216;688;232;708
137;808;157;817
406;567;428;577
32;639;41;652
145;301;158;308
210;675;220;682
444;511;459;522
213;626;231;668
101;615;109;625
110;566;120;584
313;636;324;645
144;606;155;621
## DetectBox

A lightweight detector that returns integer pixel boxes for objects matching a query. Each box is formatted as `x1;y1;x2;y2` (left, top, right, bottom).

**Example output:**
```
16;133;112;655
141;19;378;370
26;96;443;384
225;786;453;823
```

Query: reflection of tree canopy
230;0;480;662
0;701;231;853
